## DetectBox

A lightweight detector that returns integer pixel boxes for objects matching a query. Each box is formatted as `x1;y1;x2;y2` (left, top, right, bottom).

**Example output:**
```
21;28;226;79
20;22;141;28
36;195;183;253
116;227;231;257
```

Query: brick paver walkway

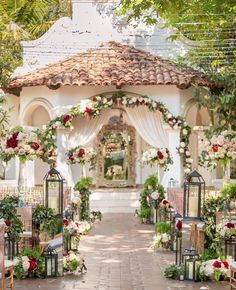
15;213;228;290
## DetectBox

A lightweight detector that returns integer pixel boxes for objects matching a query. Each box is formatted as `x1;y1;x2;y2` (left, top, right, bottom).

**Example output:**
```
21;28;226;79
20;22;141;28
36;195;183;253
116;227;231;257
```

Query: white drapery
69;109;111;147
125;106;168;148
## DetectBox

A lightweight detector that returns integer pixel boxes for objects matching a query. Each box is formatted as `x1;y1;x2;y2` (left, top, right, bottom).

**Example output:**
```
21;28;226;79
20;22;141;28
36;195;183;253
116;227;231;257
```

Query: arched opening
24;105;51;128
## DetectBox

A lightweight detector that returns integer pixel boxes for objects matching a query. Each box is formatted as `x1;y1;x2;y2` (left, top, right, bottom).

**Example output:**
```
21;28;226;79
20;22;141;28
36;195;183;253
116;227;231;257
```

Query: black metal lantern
43;245;58;278
225;236;236;260
183;249;200;281
44;168;63;216
183;170;205;219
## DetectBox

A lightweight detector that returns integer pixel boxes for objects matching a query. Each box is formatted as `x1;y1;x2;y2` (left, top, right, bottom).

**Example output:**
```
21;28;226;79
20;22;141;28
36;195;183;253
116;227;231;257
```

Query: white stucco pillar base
56;128;74;188
162;129;182;188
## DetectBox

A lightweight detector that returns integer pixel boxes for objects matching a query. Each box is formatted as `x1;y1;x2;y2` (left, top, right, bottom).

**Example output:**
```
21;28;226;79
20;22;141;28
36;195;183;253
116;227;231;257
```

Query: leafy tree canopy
118;0;236;130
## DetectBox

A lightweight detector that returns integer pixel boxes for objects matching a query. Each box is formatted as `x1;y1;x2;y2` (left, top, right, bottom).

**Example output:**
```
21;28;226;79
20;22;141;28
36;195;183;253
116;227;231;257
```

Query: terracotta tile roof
8;41;212;94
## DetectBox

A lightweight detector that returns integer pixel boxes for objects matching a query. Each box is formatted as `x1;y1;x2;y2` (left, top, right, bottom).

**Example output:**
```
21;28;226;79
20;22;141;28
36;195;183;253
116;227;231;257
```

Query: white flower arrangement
199;131;236;169
67;146;96;166
152;233;171;249
63;251;85;273
199;258;230;281
141;147;173;170
78;221;92;235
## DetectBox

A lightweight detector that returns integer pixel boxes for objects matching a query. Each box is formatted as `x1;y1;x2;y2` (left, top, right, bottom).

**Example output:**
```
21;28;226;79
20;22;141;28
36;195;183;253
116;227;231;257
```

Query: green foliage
118;0;236;130
155;221;171;234
200;249;219;262
221;182;236;199
0;0;71;88
0;196;23;239
74;177;93;192
32;205;59;236
74;177;93;221
139;207;151;219
164;264;183;280
201;195;226;251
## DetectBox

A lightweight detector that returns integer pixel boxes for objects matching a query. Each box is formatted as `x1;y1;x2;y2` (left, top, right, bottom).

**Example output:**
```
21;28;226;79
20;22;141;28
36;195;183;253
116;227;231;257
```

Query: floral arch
41;91;192;173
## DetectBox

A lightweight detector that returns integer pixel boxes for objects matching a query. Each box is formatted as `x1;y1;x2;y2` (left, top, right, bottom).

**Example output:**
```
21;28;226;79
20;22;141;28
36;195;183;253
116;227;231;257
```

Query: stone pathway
15;213;228;290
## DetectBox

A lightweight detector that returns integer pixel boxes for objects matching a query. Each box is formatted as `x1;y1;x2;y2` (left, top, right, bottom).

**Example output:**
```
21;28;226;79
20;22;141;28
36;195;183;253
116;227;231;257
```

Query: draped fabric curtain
125;106;168;148
69;109;111;147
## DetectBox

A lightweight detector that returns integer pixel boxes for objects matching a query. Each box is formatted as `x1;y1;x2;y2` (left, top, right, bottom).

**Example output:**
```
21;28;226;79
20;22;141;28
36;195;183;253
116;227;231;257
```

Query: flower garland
199;131;236;170
141;147;173;171
41;92;192;172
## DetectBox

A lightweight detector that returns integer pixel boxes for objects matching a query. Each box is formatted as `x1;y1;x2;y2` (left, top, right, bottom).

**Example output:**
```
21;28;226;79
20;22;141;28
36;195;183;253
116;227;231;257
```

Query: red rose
63;219;69;227
226;222;235;229
92;97;97;102
85;107;92;117
62;114;71;124
212;144;219;153
31;142;40;150
140;100;146;105
157;151;164;159
63;252;69;257
175;219;182;232
223;261;229;269
212;261;222;268
78;148;85;158
6;137;18;148
4;219;11;226
28;257;37;271
162;199;169;206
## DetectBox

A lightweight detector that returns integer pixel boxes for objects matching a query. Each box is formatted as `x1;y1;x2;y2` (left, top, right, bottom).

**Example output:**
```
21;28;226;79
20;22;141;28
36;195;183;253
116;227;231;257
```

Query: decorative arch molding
22;98;53;126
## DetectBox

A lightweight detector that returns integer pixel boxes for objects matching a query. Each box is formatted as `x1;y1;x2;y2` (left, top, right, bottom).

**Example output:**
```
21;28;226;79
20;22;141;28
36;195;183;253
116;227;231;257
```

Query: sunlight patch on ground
101;259;121;264
137;229;155;234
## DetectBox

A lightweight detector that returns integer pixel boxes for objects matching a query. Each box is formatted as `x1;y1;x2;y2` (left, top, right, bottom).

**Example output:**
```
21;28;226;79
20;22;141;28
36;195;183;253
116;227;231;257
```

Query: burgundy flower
28;257;37;271
62;114;71;124
225;222;235;229
4;219;11;226
63;252;69;257
63;219;69;227
6;137;18;148
157;151;164;160
175;219;182;232
212;261;222;268
31;142;40;150
212;144;219;153
223;261;229;269
68;154;74;161
75;222;79;228
78;148;85;158
92;97;97;102
162;199;169;206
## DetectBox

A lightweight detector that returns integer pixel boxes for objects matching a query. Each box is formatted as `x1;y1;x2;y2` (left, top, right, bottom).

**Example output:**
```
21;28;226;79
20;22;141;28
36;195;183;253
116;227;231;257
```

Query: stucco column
163;128;182;188
56;128;74;187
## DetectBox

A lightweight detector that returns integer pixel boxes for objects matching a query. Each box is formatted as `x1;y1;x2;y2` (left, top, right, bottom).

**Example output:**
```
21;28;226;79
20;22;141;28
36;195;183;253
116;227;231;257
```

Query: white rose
151;192;159;200
187;158;193;163
182;129;188;135
152;102;157;108
167;113;172;119
185;151;190;156
132;97;137;103
184;168;191;174
55;121;61;126
123;100;127;105
97;96;101;101
103;98;107;104
179;148;184;153
18;148;25;155
180;142;185;148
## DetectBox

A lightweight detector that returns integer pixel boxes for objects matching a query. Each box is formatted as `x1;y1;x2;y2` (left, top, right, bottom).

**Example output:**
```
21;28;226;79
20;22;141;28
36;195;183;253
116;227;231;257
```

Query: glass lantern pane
47;259;52;276
48;181;60;214
186;260;194;280
186;185;200;218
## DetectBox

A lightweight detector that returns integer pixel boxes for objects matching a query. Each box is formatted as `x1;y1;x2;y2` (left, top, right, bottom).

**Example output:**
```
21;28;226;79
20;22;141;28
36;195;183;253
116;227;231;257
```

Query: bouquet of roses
78;220;92;235
63;219;80;235
13;248;44;279
216;221;236;239
0;127;43;163
66;146;96;167
199;259;230;281
141;147;173;170
199;131;236;169
63;251;86;273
